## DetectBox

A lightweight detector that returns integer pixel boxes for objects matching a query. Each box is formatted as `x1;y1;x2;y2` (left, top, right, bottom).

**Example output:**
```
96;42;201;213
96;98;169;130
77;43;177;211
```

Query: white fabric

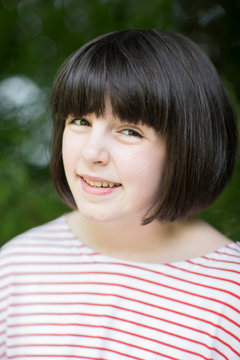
0;215;240;359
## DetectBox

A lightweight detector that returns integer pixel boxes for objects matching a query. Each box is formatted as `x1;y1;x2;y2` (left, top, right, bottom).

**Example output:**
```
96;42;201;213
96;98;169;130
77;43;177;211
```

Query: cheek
136;149;166;208
62;131;79;174
121;146;166;187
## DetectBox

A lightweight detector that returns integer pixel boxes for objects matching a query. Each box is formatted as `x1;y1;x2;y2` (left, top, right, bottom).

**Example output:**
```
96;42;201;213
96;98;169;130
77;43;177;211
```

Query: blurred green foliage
0;0;239;245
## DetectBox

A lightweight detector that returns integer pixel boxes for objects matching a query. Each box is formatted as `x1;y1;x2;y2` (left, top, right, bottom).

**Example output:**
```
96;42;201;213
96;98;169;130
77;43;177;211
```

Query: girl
0;29;239;359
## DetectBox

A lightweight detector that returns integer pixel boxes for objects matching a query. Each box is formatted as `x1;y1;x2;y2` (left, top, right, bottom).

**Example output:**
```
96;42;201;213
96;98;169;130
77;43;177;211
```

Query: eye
121;128;143;138
71;118;91;126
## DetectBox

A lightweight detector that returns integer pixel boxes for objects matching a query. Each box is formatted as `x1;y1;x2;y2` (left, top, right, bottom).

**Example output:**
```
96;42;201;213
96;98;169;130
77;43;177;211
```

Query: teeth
83;177;120;188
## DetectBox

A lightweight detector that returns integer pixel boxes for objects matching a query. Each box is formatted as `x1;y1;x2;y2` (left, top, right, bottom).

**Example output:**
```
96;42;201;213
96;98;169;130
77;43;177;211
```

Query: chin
78;207;132;225
77;207;115;223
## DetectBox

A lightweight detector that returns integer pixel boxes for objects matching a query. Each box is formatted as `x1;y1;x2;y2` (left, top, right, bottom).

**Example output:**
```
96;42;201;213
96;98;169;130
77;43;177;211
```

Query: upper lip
79;174;121;184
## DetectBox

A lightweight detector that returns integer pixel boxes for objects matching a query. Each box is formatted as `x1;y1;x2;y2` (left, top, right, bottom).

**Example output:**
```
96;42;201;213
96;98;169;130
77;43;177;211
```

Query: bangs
50;30;170;132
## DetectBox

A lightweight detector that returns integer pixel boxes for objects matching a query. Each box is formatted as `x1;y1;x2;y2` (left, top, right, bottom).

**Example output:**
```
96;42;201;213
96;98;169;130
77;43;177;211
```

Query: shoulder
200;241;240;269
0;214;71;260
206;241;240;270
185;241;240;300
185;220;240;272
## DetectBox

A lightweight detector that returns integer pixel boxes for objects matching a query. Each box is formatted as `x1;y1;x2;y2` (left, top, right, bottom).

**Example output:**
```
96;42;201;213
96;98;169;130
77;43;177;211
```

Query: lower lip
79;177;121;196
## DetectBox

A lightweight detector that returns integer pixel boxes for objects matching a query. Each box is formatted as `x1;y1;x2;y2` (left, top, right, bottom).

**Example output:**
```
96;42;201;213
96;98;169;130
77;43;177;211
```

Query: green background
0;0;239;245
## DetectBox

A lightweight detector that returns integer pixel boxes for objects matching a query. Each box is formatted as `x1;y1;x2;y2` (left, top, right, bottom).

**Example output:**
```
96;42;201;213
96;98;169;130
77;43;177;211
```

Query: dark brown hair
50;29;238;224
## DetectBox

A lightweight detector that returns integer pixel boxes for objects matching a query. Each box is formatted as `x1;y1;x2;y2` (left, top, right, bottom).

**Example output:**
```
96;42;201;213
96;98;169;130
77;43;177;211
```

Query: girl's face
62;103;166;224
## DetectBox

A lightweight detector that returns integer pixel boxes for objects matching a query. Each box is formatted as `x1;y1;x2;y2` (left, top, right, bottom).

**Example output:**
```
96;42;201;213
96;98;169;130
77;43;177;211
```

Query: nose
81;127;110;166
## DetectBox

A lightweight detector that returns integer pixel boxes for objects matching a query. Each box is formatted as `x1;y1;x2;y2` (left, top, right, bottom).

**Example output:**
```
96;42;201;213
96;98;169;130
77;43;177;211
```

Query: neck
66;211;189;263
66;211;231;264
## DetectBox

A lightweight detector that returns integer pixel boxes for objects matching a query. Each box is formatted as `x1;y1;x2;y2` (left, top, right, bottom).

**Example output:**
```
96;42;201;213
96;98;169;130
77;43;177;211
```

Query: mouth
81;176;122;189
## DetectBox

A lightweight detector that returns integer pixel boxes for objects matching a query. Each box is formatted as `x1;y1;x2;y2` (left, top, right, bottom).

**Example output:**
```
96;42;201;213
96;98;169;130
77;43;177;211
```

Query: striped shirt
0;215;240;360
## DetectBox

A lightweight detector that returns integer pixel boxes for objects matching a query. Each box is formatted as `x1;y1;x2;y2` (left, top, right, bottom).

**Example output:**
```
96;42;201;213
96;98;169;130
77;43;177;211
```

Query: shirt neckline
61;214;238;268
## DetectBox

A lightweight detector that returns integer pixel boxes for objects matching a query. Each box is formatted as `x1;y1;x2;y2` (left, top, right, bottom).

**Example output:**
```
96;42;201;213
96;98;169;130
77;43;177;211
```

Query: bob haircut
50;29;238;224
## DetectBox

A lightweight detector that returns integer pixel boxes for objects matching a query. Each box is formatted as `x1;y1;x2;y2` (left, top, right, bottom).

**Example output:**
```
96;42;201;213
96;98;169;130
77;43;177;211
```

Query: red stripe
38;227;71;233
7;356;117;360
7;331;228;360
0;261;97;273
8;338;212;360
4;242;84;249
202;256;240;265
7;321;239;357
0;251;98;259
95;259;240;283
186;260;240;274
7;297;240;344
15;237;77;242
7;357;101;360
7;354;106;360
4;293;240;342
2;269;239;312
1;256;239;291
30;230;72;235
6;308;239;344
7;343;184;360
28;226;70;234
2;257;239;277
0;354;129;360
166;264;240;286
215;250;240;258
7;356;109;360
2;279;240;328
2;267;239;298
226;243;240;252
6;326;226;357
11;231;73;238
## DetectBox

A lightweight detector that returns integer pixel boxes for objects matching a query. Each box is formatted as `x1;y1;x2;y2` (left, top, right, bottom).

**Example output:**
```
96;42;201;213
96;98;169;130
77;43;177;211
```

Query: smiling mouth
82;177;121;188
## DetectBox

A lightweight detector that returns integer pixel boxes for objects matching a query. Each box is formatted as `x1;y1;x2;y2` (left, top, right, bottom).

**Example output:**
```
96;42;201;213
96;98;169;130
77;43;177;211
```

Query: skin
63;108;166;225
62;103;231;264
